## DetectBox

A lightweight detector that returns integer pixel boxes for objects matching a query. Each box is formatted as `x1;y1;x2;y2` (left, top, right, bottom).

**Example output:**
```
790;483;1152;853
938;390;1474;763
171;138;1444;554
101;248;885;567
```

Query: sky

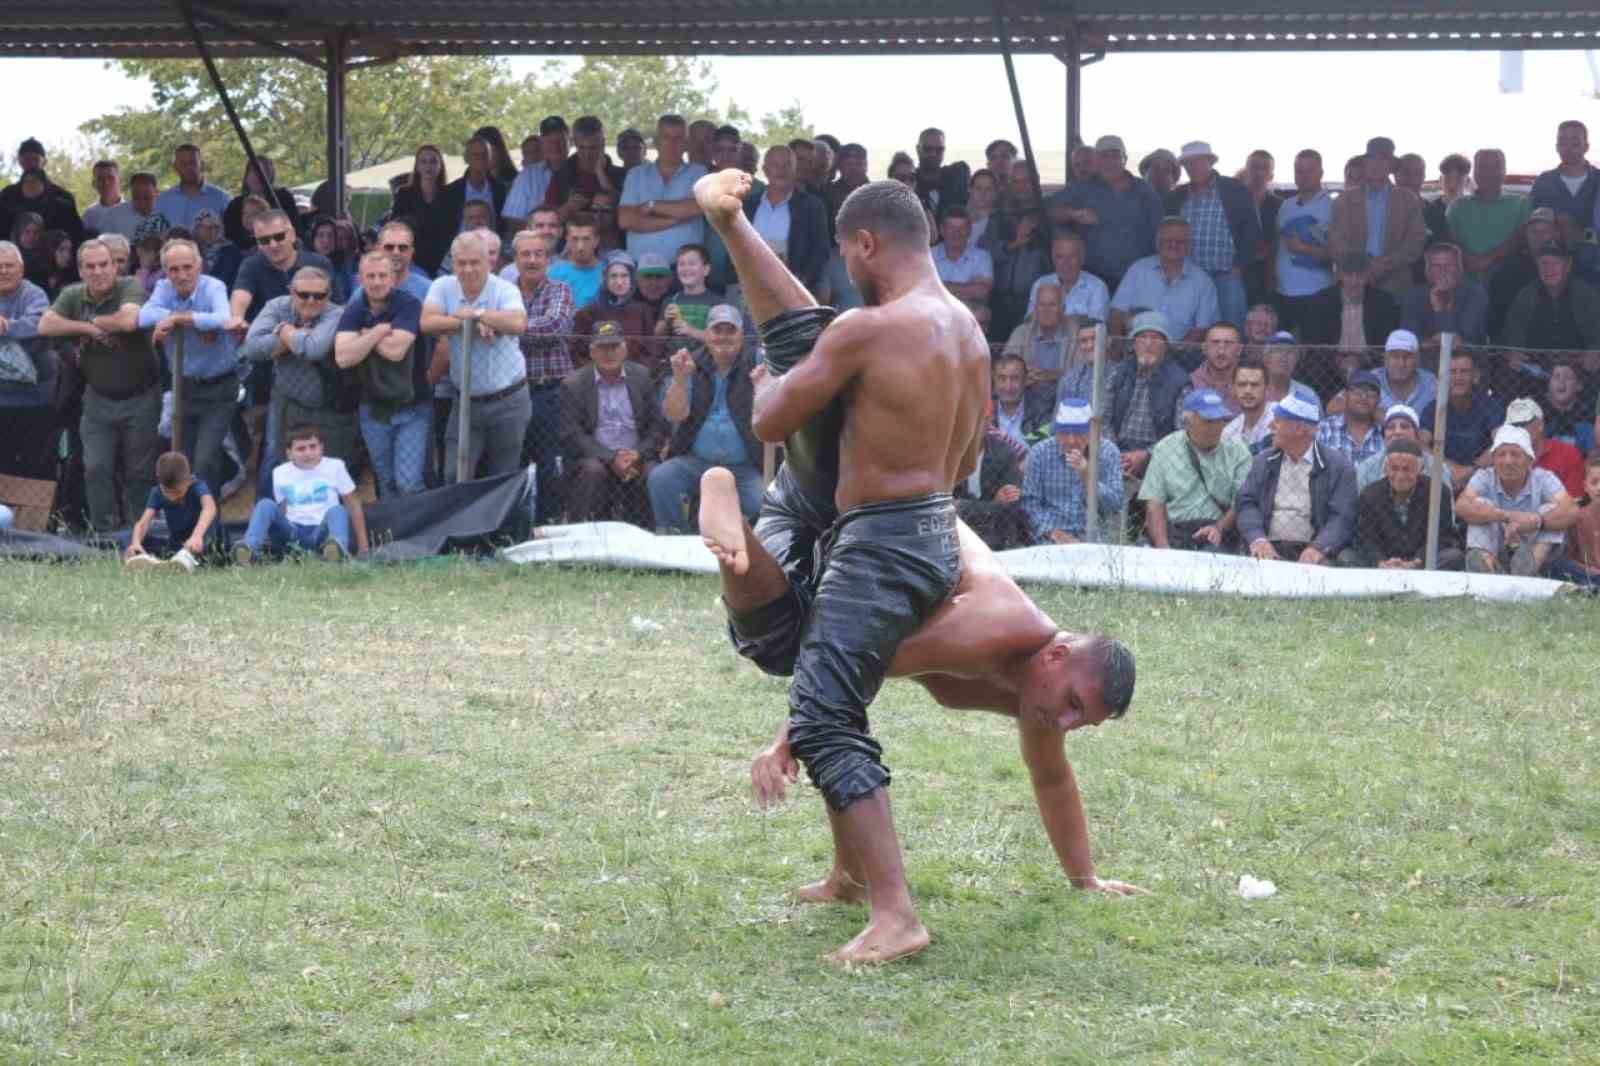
2;49;1598;183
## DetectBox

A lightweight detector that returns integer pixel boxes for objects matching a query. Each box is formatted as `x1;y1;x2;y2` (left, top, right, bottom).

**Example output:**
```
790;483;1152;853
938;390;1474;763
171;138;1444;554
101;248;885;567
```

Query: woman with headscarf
572;250;660;376
223;156;299;246
191;208;243;289
391;144;452;276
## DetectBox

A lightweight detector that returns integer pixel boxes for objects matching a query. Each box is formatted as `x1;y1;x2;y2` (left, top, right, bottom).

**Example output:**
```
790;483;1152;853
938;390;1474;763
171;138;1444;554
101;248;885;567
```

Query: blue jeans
1546;555;1600;590
1213;271;1248;329
522;383;563;523
360;402;433;499
647;455;764;532
245;498;350;554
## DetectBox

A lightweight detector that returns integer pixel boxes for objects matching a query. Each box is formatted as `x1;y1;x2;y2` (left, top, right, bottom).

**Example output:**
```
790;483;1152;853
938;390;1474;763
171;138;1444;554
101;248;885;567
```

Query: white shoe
124;551;161;573
171;548;199;573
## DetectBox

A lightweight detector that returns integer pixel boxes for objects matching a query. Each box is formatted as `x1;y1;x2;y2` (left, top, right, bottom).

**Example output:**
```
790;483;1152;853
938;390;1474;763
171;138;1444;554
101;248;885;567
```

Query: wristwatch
646;198;657;216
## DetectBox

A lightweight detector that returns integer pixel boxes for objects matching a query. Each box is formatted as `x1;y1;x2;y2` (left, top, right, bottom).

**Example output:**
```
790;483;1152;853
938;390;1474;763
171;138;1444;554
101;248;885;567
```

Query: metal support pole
170;332;187;454
1066;42;1083;177
1085;321;1107;543
179;3;271;201
454;320;474;485
1424;332;1454;570
326;32;349;218
994;9;1046;218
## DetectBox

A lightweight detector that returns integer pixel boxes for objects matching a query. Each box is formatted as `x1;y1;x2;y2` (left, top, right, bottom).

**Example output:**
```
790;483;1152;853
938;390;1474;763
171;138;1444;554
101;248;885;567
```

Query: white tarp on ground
502;523;1568;603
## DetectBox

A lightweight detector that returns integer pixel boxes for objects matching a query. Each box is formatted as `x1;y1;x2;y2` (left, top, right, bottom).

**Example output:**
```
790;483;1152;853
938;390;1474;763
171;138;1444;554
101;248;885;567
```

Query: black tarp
0;526;109;561
363;469;534;562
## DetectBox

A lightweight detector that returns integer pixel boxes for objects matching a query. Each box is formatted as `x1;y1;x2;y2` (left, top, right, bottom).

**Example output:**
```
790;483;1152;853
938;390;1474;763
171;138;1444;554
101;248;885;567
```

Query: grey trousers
174;375;239;492
443;386;532;483
81;384;162;531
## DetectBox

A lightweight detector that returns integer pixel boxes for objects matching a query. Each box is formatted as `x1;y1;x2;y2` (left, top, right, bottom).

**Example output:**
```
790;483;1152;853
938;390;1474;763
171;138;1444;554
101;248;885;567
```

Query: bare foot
698;467;749;575
694;169;752;225
824;916;930;966
792;872;867;905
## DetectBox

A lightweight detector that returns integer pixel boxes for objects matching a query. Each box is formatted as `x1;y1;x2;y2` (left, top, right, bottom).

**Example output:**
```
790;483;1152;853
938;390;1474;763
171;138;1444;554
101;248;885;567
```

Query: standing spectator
136;239;241;489
38;239;158;530
391;145;452;275
651;305;762;531
473;125;522;187
238;424;367;563
1109;218;1219;343
688;121;716;170
932;206;994;330
1340;439;1463;570
966;169;1002;252
1;138;79;232
743;146;830;292
1354;404;1453;492
1447;149;1529;283
1178;321;1245;416
1026;231;1110;321
1529;120;1599;280
1456;425;1576;575
82;161;141;240
912;127;970;215
510;231;575;522
616;129;647;172
191;210;242;290
1274;149;1335;339
1500;242;1600;354
1418;350;1504;484
547;212;606;309
377;219;433;301
420;231;530;481
985;139;1019;208
632;253;675;325
1547;449;1600;588
131;217;168;295
5;169;82;246
231;210;336;323
1236;391;1358;565
1316;369;1386;466
1050;134;1161;291
1373;329;1438;413
1437;153;1473;212
1021;399;1123;544
1505;397;1585;498
545;116;625;227
1001;281;1073;413
1140;389;1252;552
105;172;161;242
1486;208;1557;340
1397;154;1453;258
1241;149;1283;308
574;251;657;371
825;143;870;227
1165;141;1259;327
154;144;231;230
989;198;1048;341
989;352;1050;450
221;157;297;248
1401;243;1488;348
335;250;432;499
619;115;708;265
445;136;509;235
1138;148;1181;200
560;321;666;525
1223;357;1276;455
503;117;560;226
1105;311;1190;480
709;126;744;174
0;241;56;483
31;230;78;300
1328;137;1427;301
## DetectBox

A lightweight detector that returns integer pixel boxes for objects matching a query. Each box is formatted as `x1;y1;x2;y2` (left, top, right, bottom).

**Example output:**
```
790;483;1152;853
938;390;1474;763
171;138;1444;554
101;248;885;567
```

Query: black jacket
742;187;830;292
667;350;761;469
1354;475;1458;563
442;175;510;233
915;162;971;215
1235;441;1358;554
1106;357;1189;450
0;184;84;243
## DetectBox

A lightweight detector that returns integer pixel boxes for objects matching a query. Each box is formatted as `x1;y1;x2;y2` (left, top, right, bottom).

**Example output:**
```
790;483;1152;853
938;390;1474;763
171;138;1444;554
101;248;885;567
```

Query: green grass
2;560;1597;1064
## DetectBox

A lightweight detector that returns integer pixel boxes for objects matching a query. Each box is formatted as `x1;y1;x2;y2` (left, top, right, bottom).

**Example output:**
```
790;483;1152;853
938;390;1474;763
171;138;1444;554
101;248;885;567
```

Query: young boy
125;451;218;573
236;425;369;563
654;243;721;344
1550;449;1600;590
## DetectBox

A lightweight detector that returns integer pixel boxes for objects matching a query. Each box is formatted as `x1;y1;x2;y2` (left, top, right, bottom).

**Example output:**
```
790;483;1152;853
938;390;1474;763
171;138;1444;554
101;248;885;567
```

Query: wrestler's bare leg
823;792;930;965
699;467;784;600
695;170;817;323
793;807;869;905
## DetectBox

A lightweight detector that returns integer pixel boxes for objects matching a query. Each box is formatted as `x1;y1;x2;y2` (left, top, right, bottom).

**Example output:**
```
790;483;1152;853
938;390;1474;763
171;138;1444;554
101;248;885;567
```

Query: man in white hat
1021;399;1123;544
1354;403;1453;492
1454;424;1577;575
1164;140;1259;328
1235;390;1357;564
1373;328;1436;413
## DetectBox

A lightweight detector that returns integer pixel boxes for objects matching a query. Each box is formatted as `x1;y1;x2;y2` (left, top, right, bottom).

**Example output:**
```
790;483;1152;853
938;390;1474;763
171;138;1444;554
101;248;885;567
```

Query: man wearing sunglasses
231;209;334;325
376;219;433;302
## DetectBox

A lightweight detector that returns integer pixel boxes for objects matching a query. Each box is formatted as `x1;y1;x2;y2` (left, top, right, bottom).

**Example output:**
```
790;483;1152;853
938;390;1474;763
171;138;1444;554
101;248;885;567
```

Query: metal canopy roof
4;1;1598;59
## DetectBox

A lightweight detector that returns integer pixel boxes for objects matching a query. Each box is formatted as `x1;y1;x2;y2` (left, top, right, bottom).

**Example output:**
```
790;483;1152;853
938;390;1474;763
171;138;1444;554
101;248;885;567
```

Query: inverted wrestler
693;169;990;964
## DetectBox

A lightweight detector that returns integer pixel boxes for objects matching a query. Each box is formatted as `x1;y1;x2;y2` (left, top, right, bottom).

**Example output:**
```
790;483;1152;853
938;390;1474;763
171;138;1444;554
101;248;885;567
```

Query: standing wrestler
693;169;990;963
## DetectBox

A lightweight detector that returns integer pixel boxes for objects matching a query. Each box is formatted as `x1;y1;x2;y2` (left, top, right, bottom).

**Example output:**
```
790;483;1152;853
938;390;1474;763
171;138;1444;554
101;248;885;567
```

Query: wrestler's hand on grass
750;743;799;809
1077;876;1150;897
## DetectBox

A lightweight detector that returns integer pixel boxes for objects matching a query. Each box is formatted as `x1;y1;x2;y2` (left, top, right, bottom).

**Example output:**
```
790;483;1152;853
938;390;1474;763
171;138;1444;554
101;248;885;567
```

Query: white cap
1178;141;1217;162
1384;329;1419;354
1491;424;1535;459
1383;404;1421;427
1272;392;1322;425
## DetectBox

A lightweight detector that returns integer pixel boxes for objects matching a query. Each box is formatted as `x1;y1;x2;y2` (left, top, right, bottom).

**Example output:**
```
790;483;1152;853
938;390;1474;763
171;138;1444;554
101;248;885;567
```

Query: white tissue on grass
1238;874;1277;900
630;615;665;634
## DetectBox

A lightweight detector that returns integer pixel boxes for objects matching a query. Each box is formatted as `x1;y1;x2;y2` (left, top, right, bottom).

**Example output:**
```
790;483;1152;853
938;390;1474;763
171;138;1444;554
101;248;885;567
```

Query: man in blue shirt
1110;218;1220;343
1274;149;1335;338
1049;134;1161;291
1419;348;1504;485
619;115;708;265
152;144;230;230
1022;399;1124;544
649;304;762;531
549;211;605;308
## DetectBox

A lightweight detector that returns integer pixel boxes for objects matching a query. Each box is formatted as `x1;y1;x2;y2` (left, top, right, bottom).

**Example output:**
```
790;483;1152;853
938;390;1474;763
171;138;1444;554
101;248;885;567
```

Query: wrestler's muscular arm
751;313;869;443
1018;719;1148;897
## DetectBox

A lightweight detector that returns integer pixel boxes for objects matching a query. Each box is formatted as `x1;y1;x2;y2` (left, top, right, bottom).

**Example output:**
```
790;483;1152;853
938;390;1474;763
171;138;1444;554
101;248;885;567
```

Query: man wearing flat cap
1328;136;1427;300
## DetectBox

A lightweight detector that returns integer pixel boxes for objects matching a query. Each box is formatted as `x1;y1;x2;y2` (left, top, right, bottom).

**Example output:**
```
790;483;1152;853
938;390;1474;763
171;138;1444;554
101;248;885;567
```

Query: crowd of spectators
0;114;1597;589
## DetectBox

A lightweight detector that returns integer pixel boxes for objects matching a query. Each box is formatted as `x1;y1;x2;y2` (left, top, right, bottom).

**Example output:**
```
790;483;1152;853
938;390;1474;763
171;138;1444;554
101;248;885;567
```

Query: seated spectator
1024;231;1108;321
1108;217;1219;343
237;425;368;563
0;241;57;484
1261;332;1316;406
574;251;658;371
559;320;667;526
1002;280;1073;412
653;243;720;350
335;251;433;499
1506;397;1585;497
990;352;1050;451
1546;449;1600;589
1446;149;1529;283
1339;439;1463;570
1054;319;1103;403
1223;357;1276;455
124;451;217;569
1544;362;1596;452
1316;369;1386;466
1456;425;1577;576
1050;134;1161;291
742;146;829;293
955;424;1029;550
649;306;760;532
1401;243;1488;348
1417;349;1503;485
86;165;150;240
1236;391;1357;565
990;196;1048;338
393;144;453;275
932;206;993;329
549;212;605;308
131;217;168;295
1299;250;1401;354
1139;389;1252;552
1243;302;1278;351
38;238;159;532
1355;404;1453;492
154;144;231;230
1374;329;1438;413
965;168;1002;252
1178;321;1244;416
1486;207;1557;340
1022;400;1123;544
1482;346;1549;407
1106;311;1189;482
1501;242;1600;353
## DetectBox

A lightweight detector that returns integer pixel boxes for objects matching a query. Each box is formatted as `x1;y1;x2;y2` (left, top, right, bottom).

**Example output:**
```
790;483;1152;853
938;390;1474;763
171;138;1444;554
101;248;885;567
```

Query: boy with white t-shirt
236;425;368;563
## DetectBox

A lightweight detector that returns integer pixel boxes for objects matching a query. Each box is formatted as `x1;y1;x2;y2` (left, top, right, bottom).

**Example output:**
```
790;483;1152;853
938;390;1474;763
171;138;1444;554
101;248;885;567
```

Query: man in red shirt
1508;397;1585;497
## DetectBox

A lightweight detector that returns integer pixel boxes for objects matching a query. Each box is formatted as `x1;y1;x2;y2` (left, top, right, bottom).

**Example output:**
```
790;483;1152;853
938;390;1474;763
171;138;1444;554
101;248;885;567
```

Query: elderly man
242;265;350;480
335;251;433;498
1223;357;1275;455
232;209;337;324
1106;311;1190;479
134;239;241;489
1340;439;1463;570
1236;391;1358;565
543;115;624;225
508;230;576;523
1108;217;1221;343
1316;369;1386;466
421;230;531;481
0;241;57;484
1501;241;1600;353
932;206;994;329
1373;329;1438;413
1456;425;1577;575
1025;231;1110;320
1505;397;1585;498
1049;134;1162;291
650;305;761;531
1401;243;1488;347
1001;281;1074;413
1139;388;1252;552
989;352;1050;451
1446;149;1529;282
1355;404;1453;492
1418;349;1503;485
743;145;830;293
38;239;158;530
153;144;231;230
619;115;708;265
1164;141;1259;327
1328;137;1427;300
1022;399;1123;545
559;320;666;526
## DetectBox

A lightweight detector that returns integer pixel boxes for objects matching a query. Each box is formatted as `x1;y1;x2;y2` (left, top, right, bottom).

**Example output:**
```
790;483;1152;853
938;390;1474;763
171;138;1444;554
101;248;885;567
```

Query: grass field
2;559;1597;1064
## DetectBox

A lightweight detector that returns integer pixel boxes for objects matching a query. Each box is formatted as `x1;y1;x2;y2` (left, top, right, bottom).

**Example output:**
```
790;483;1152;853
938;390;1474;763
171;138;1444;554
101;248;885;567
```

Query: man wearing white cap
1455;424;1577;575
1372;329;1437;413
1354;404;1453;492
1506;396;1585;497
1235;390;1357;564
1048;134;1161;291
1164;141;1259;328
1021;399;1123;544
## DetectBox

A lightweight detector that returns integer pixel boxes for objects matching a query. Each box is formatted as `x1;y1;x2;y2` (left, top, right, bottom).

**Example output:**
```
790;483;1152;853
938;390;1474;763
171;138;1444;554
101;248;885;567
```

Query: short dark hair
1082;635;1136;719
985;139;1018;159
835;180;929;249
1388;438;1424;459
970;168;997;188
815;133;841;153
787;138;812;153
286;424;322;446
838;143;866;160
713;124;740;143
539;115;569;135
1233;356;1266;381
1558;119;1588;138
1585;446;1600;470
993;352;1026;375
675;243;709;265
1295;148;1323;165
566;211;597;232
1204;320;1243;343
155;451;190;489
571;115;602;139
939;205;971;224
129;171;158;190
657;114;687;131
1439;152;1472;175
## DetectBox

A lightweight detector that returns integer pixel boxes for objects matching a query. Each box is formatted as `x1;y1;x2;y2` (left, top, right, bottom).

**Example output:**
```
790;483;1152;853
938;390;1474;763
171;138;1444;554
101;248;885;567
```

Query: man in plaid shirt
513;230;576;522
1022;399;1124;544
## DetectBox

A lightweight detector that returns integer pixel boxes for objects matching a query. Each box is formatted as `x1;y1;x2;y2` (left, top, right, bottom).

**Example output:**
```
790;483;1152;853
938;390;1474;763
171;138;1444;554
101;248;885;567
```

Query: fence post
1424;332;1454;571
454;318;474;485
169;331;187;454
1084;321;1107;543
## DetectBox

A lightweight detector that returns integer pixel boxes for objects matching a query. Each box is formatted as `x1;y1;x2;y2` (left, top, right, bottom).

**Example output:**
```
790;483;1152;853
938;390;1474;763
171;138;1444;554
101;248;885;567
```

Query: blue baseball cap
1183;389;1232;421
1052;400;1093;434
1272;392;1322;425
1348;370;1382;394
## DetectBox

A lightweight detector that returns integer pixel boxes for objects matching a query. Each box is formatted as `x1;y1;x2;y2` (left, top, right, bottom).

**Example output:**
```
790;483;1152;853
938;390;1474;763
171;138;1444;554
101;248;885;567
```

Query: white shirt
934;242;995;286
1224;407;1276;451
752;189;794;248
272;457;355;527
